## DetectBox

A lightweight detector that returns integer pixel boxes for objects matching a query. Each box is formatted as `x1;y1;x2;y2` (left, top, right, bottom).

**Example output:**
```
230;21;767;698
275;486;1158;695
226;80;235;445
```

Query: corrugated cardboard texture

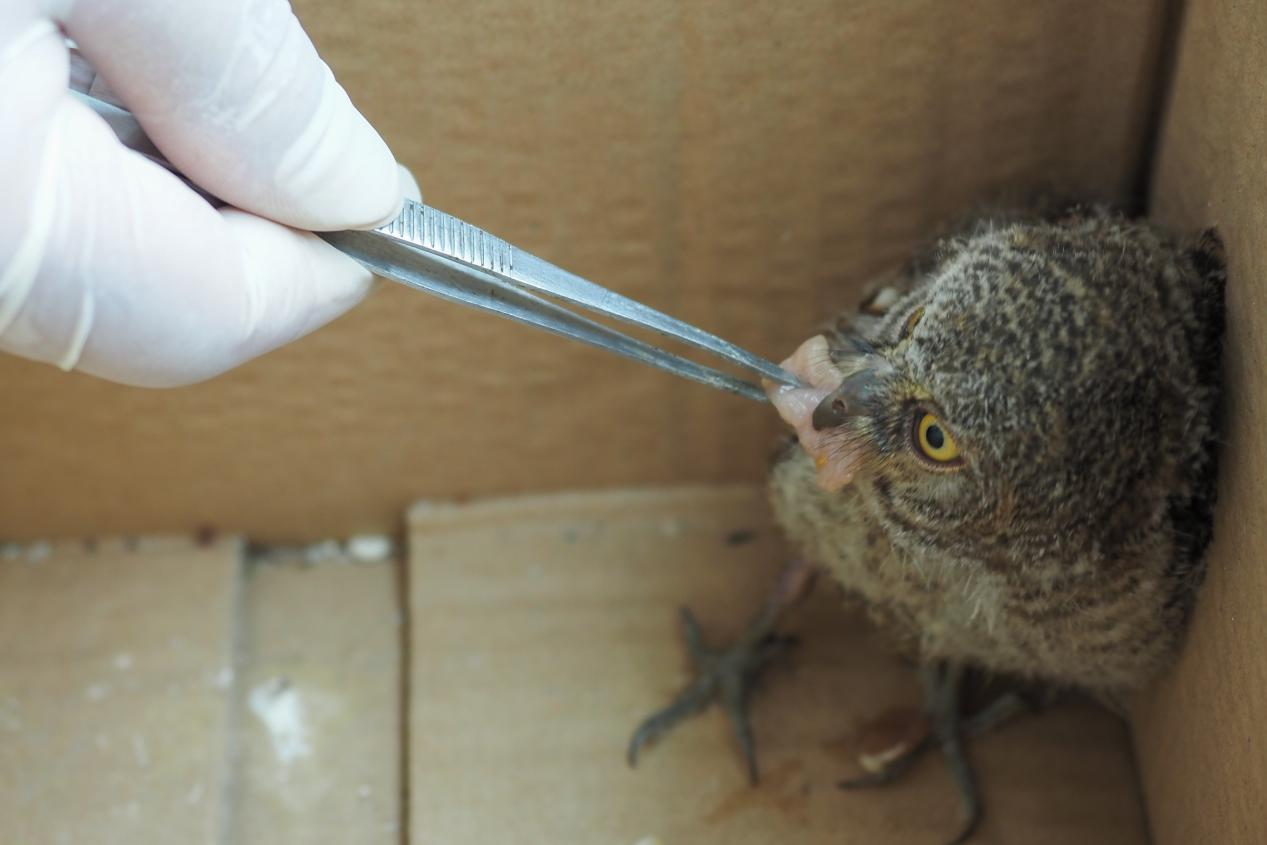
1;1;1164;541
408;486;1148;843
1132;1;1267;842
0;538;239;844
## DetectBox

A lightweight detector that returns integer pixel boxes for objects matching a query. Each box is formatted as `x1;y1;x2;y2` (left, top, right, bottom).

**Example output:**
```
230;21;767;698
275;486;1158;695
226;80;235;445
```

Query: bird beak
811;361;885;431
767;336;884;491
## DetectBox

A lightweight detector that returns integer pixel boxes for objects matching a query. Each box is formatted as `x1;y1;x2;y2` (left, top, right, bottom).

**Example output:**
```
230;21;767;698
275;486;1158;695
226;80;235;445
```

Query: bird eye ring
913;411;961;464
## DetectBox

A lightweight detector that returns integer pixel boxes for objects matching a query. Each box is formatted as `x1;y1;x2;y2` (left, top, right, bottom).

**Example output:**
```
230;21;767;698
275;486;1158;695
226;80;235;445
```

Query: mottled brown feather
769;205;1225;695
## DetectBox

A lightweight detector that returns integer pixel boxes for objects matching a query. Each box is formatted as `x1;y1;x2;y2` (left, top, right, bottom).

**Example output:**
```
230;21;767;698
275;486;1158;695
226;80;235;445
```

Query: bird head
768;211;1223;568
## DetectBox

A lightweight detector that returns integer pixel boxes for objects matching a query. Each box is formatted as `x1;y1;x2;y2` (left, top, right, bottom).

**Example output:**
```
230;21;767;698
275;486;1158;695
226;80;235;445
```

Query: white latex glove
0;0;418;387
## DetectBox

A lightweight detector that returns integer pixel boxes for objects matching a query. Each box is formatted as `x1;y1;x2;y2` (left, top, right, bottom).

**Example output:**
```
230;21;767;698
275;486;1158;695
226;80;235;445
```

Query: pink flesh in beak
764;335;868;491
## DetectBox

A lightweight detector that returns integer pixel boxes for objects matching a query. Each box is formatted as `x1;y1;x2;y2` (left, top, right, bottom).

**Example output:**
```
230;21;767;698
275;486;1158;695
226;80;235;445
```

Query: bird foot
626;607;793;783
626;560;815;784
839;663;1034;845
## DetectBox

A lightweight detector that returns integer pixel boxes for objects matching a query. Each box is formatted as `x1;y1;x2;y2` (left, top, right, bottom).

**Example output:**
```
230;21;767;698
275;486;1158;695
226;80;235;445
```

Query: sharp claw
721;685;760;785
940;732;980;843
626;674;715;768
626;718;653;767
926;662;982;844
627;708;681;768
945;807;982;845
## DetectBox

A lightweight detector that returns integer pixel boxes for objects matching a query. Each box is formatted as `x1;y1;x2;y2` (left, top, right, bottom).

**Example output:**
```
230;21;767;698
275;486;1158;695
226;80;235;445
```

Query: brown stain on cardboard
704;759;811;826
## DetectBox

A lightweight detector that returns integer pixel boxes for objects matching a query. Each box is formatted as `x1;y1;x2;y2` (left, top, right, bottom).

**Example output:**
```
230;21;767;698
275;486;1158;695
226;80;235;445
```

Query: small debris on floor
247;535;397;567
303;540;343;565
854;707;931;774
346;534;393;562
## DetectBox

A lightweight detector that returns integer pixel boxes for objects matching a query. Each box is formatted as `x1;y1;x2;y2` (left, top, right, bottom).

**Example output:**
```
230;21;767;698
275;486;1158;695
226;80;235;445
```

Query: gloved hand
0;0;418;387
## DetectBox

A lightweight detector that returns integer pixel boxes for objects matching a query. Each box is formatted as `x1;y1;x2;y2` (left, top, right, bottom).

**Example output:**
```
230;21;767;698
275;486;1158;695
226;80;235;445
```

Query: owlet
628;204;1226;843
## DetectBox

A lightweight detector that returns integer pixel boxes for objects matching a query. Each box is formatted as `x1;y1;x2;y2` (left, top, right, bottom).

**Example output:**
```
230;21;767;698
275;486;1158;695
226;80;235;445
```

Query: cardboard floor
408;486;1146;844
0;538;400;844
1;487;1149;843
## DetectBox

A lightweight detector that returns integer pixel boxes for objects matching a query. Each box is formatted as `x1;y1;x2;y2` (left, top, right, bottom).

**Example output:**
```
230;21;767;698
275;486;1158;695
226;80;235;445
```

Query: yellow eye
899;306;925;340
915;412;960;463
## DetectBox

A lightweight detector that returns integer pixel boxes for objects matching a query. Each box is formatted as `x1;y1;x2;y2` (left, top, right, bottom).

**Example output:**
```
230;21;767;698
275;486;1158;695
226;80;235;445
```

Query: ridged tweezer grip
380;201;514;275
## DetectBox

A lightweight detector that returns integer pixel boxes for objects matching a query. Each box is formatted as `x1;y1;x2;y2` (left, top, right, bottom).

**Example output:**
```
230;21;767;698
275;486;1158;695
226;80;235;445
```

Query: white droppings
632;837;664;845
112;653;133;671
357;784;372;799
85;683;109;701
346;534;393;562
248;678;311;765
303;539;342;564
25;540;51;562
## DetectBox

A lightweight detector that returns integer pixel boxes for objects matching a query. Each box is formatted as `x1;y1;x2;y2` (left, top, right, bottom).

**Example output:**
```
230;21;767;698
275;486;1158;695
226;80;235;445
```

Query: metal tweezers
68;51;801;402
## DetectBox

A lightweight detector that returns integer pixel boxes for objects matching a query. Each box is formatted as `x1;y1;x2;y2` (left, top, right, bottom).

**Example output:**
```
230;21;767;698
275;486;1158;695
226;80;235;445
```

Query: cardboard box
2;0;1261;841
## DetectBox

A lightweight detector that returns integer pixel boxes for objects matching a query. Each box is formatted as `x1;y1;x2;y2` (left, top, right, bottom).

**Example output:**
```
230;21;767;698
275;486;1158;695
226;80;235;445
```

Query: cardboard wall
1;1;1163;541
1132;0;1267;842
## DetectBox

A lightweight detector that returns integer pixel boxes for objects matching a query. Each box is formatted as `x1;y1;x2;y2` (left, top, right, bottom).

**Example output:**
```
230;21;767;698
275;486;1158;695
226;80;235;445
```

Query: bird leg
840;662;1035;845
626;559;816;784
